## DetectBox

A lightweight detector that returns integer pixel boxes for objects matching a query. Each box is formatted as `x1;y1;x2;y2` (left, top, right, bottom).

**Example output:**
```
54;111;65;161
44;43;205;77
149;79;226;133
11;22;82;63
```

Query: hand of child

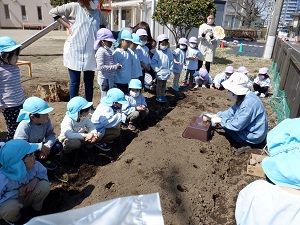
90;133;100;143
116;63;122;69
136;106;144;111
24;178;39;193
257;81;261;85
40;145;50;159
85;133;94;142
141;105;146;110
215;85;220;89
18;186;26;197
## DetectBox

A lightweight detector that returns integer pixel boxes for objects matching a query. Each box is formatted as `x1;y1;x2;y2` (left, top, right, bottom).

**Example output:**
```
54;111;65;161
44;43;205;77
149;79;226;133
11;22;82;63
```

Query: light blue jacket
0;161;48;205
137;45;150;69
172;48;186;73
151;48;173;80
217;91;268;144
91;103;126;135
213;72;228;87
128;48;143;79
113;48;132;84
122;94;147;115
185;47;200;70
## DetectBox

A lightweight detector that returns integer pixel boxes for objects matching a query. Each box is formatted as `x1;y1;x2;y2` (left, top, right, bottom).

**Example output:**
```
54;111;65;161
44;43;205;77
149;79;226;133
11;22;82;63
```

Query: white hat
222;72;249;95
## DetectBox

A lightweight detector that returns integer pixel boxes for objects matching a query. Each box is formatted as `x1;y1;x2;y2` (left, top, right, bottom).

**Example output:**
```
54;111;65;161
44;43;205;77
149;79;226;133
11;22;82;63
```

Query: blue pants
223;127;243;143
68;69;95;102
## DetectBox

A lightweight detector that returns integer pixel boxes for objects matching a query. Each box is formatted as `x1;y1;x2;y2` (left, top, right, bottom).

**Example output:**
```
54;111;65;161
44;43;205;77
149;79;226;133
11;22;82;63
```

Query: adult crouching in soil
49;0;108;103
211;72;268;154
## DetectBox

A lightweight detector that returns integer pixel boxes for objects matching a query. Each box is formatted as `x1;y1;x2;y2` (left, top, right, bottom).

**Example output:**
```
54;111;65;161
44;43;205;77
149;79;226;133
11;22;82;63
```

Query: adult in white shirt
235;118;300;225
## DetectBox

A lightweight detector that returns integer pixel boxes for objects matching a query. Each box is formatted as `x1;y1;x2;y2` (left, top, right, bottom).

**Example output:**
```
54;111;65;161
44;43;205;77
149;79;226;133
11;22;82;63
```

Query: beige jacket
198;23;219;62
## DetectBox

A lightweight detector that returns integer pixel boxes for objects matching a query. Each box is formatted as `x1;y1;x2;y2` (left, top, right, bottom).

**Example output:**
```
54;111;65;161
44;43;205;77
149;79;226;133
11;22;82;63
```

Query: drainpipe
151;0;155;37
263;0;284;59
118;7;122;30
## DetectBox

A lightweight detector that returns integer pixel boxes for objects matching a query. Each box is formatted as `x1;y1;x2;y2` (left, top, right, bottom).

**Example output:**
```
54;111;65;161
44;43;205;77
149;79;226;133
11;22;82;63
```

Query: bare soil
0;30;276;224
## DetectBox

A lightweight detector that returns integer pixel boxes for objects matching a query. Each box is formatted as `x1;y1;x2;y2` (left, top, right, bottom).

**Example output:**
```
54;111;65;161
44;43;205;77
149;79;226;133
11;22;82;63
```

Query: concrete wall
0;0;53;28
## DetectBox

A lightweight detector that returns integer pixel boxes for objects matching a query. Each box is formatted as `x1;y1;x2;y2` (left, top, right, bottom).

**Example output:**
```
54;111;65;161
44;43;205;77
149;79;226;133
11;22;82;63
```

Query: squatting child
14;97;62;170
0;140;50;224
122;79;149;131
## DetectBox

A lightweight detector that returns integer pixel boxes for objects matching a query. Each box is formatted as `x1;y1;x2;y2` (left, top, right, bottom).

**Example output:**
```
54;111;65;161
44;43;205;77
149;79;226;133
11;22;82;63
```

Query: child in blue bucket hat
122;79;149;131
14;97;62;170
0;139;50;224
58;96;101;162
113;29;133;94
129;33;143;81
91;88;128;151
0;36;25;141
235;118;300;225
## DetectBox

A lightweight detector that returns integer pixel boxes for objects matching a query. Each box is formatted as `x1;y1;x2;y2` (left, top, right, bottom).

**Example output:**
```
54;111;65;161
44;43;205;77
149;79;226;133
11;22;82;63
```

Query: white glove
211;115;222;126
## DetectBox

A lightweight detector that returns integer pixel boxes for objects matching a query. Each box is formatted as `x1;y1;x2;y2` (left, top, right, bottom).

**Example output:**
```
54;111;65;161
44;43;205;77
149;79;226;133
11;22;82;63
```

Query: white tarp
25;193;164;225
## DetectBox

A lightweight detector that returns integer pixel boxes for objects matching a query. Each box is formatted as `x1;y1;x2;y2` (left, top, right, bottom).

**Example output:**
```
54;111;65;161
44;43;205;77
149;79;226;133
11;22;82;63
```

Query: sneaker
161;96;167;102
193;85;199;89
128;123;136;131
260;93;266;98
202;85;207;88
254;91;259;95
42;160;57;170
156;97;166;103
95;143;111;151
181;82;188;87
172;86;179;91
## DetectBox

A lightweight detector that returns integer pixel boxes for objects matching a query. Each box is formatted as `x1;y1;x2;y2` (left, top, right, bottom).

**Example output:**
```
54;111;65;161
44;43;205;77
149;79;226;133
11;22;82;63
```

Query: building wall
0;0;53;28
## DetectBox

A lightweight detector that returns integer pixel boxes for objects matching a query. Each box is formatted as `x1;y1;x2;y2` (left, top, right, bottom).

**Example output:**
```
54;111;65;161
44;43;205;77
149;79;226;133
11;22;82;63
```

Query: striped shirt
95;46;118;79
0;64;25;108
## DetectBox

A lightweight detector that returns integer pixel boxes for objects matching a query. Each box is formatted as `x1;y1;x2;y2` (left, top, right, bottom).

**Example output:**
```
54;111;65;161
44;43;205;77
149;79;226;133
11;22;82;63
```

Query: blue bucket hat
0;36;21;53
262;118;300;189
0;140;38;180
17;97;54;122
132;33;142;45
101;88;128;106
66;96;93;121
129;79;142;89
115;29;133;48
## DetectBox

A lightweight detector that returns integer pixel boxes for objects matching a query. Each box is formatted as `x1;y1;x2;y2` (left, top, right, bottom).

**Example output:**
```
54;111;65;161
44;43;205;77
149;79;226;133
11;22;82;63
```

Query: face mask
179;45;186;50
190;43;196;48
89;0;98;10
160;45;168;50
227;91;237;99
150;49;156;54
111;104;121;112
130;90;140;98
140;41;147;46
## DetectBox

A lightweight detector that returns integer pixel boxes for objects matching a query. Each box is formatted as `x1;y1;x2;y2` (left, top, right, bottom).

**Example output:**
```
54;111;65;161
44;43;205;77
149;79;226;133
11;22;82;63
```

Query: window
37;6;42;20
4;4;10;19
21;5;27;21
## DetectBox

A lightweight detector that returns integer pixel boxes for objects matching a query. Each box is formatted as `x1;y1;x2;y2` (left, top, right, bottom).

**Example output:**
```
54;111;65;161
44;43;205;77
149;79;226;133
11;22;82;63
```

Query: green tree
50;0;75;7
152;0;216;44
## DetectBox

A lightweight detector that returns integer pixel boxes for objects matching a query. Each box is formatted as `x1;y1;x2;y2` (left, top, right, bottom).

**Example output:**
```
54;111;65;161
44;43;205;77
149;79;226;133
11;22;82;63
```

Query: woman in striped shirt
0;36;25;140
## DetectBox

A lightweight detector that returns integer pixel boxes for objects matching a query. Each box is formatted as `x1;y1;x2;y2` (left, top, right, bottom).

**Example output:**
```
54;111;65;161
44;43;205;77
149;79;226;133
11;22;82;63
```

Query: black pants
198;60;211;73
2;105;22;141
116;83;129;95
253;83;269;95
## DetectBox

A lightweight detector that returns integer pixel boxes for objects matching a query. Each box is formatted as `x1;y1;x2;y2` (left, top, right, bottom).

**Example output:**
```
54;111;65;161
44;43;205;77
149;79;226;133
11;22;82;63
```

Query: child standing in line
182;37;200;87
193;68;213;89
0;140;50;224
113;29;133;94
58;97;102;162
129;33;143;80
213;66;234;90
14;97;62;171
136;29;151;88
94;28;122;98
172;37;187;91
151;34;173;103
253;67;271;98
122;79;149;131
0;36;25;141
91;88;128;150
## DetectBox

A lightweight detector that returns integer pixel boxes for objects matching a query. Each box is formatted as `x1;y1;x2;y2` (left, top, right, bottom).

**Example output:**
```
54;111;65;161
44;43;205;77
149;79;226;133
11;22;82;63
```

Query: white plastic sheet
25;193;164;225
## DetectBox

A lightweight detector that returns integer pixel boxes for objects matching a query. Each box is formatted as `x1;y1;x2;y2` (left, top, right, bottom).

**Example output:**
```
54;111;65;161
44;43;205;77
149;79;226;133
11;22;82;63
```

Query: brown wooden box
246;153;269;178
182;116;213;142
